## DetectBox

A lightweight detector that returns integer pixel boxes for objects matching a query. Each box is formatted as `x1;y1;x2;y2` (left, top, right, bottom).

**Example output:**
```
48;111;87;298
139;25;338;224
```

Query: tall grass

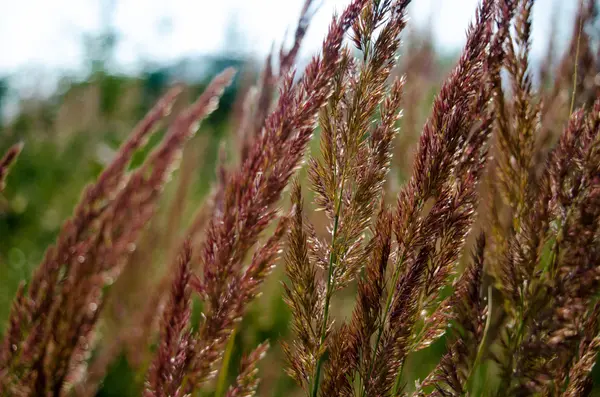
0;0;599;396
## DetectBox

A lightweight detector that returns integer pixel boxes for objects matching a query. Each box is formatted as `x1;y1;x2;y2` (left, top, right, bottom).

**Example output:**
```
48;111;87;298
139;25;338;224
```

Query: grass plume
1;0;599;396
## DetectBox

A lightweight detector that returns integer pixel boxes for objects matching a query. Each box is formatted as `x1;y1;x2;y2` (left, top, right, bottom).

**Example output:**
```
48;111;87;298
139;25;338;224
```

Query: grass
0;0;599;396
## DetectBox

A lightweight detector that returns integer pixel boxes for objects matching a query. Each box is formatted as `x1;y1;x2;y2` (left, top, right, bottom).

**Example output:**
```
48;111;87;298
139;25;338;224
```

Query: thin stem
215;327;237;397
391;356;406;396
310;179;345;397
499;290;527;396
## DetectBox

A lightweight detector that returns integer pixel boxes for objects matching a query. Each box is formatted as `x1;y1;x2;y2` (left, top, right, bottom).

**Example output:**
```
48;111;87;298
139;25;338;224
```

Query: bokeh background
0;0;586;395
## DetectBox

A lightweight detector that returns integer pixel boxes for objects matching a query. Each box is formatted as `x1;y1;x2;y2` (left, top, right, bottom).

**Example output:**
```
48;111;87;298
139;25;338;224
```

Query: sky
0;0;579;77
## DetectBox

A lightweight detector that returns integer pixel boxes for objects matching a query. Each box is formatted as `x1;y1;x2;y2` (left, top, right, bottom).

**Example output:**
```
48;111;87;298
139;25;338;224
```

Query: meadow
0;0;599;396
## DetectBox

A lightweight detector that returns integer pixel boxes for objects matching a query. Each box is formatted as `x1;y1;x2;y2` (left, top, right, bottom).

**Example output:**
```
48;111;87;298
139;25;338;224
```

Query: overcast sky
0;0;579;75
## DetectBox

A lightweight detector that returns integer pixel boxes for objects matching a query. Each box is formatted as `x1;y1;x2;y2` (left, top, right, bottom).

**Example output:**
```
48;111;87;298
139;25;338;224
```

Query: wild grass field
1;0;600;396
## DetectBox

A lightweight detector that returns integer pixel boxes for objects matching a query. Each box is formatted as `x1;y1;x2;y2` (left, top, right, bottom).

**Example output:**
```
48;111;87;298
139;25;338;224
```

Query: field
1;0;600;396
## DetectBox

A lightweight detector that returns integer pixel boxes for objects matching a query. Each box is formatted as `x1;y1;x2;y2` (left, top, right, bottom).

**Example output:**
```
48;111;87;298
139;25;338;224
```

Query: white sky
0;0;578;75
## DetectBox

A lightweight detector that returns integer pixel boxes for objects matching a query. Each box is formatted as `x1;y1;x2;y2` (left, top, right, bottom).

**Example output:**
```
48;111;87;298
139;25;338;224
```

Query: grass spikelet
282;180;321;391
2;1;599;396
417;235;487;396
183;1;369;389
225;343;269;397
285;1;411;395
320;203;393;396
0;72;231;396
493;99;600;395
361;1;500;394
144;240;194;397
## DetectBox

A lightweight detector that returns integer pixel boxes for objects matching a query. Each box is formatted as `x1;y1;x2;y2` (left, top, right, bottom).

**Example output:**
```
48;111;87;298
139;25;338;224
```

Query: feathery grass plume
278;0;316;73
484;0;518;258
0;142;23;192
0;86;182;396
561;303;600;397
282;1;411;394
534;103;600;392
489;0;537;229
42;69;234;397
531;103;600;394
416;235;487;397
483;1;547;381
282;180;321;391
162;1;369;390
120;4;320;384
125;154;224;374
412;132;493;352
356;0;500;394
494;100;600;395
0;86;181;369
562;336;600;397
202;0;317;262
0;72;232;396
319;203;393;397
486;0;537;329
371;131;490;395
320;78;408;396
224;343;269;397
144;240;194;397
74;137;207;397
146;213;288;395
